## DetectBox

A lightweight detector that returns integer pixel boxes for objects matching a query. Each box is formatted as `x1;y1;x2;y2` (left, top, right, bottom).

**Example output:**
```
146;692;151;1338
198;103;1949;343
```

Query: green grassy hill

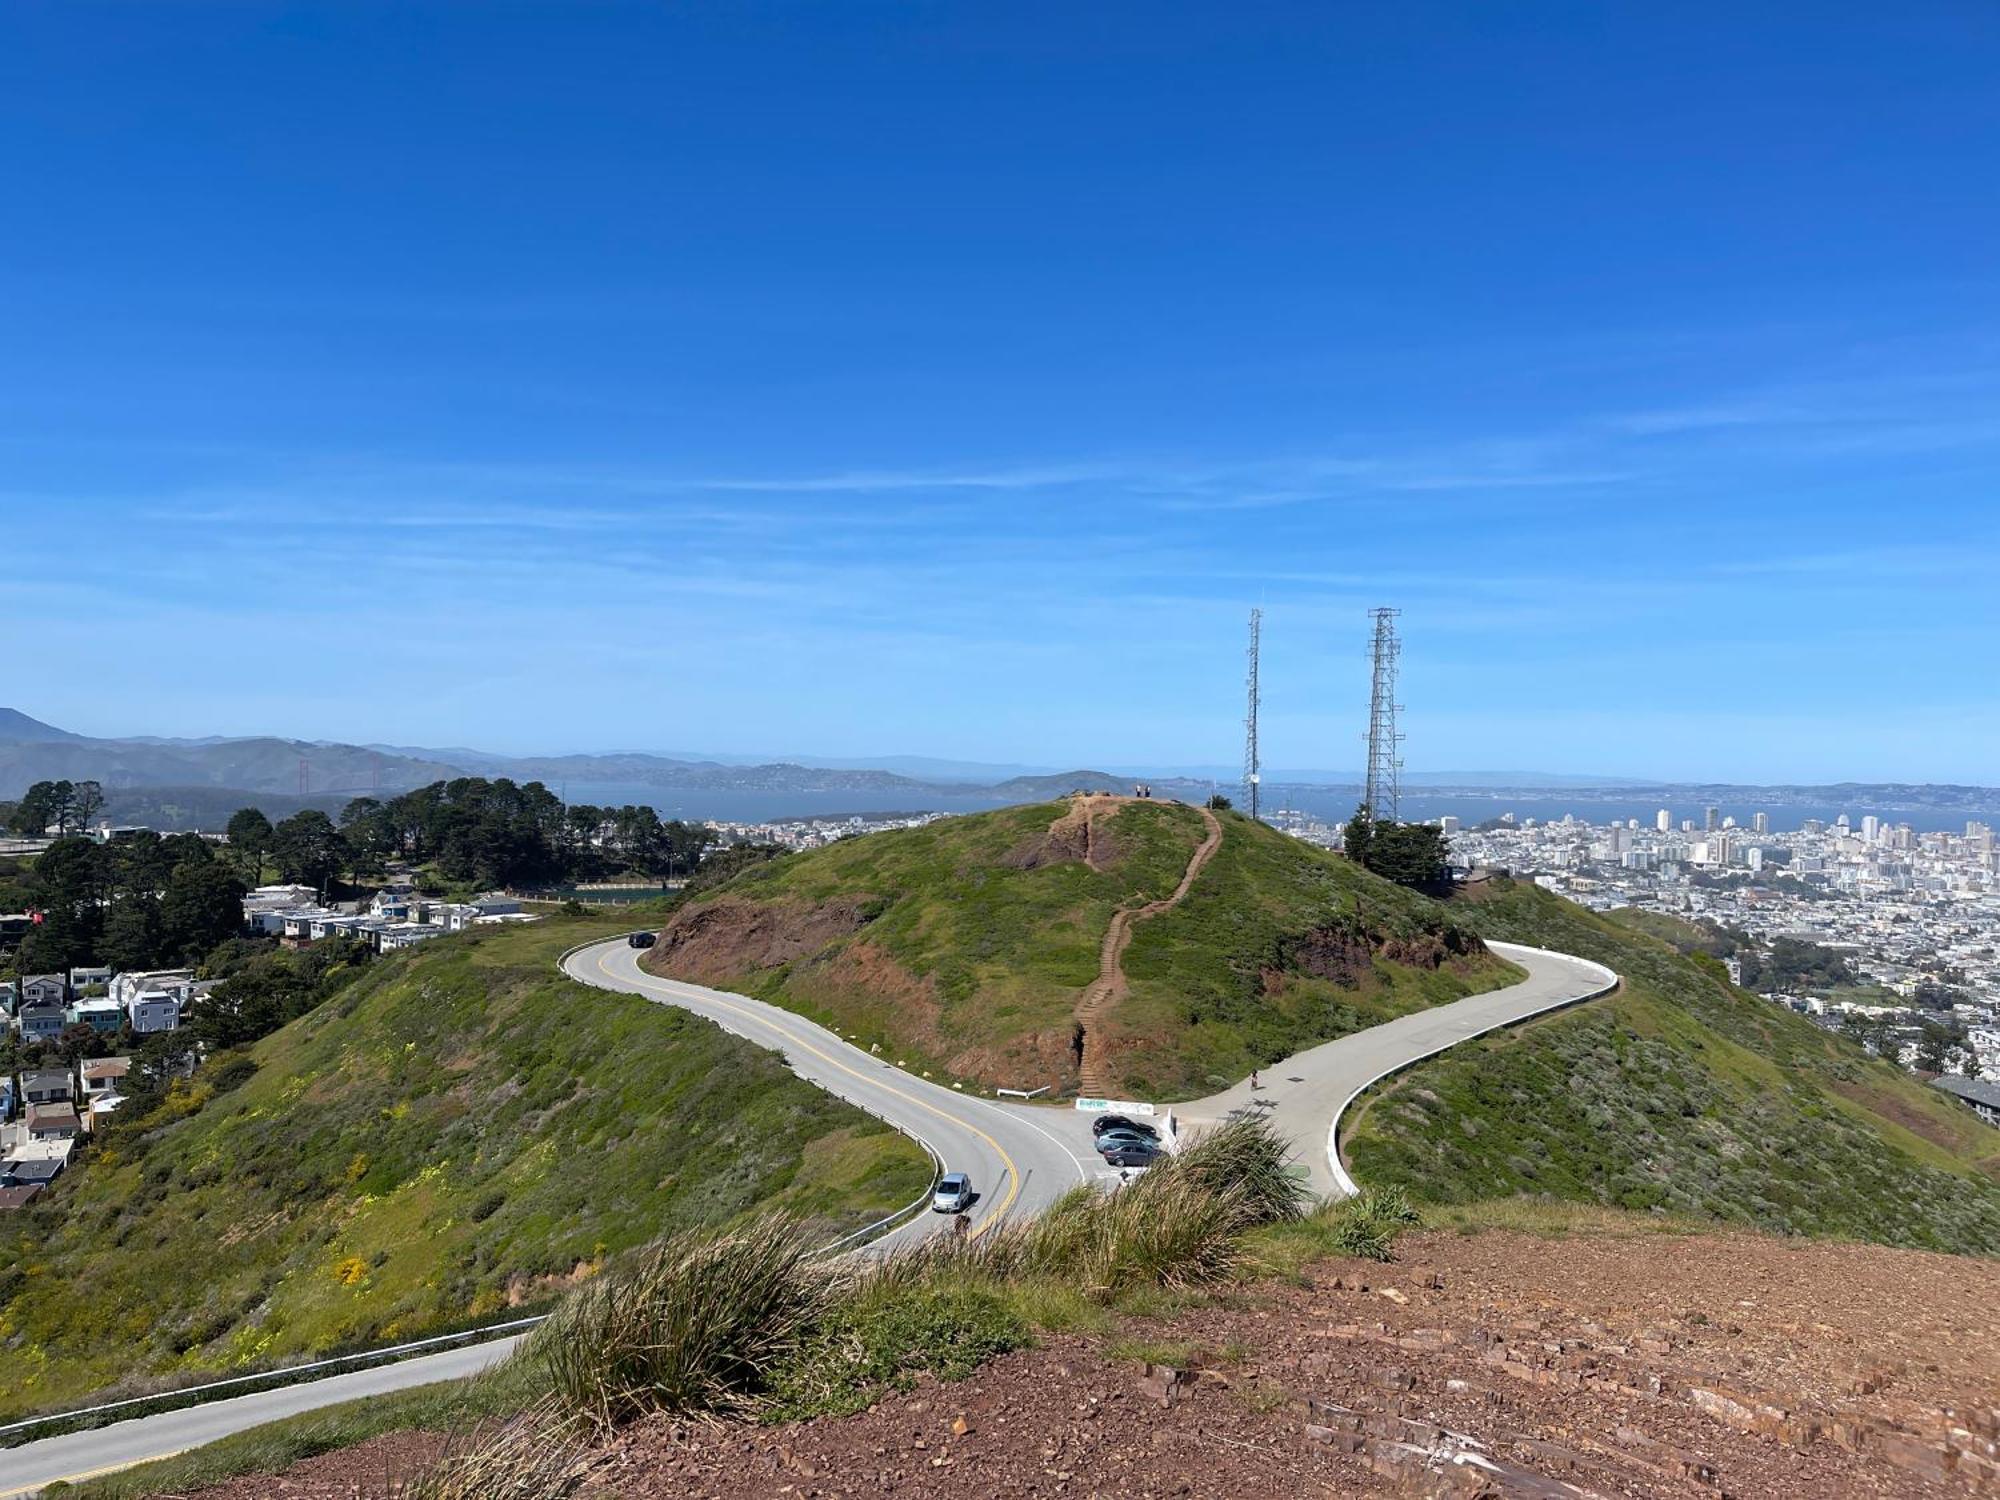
643;799;1517;1098
1345;879;2000;1255
0;914;929;1420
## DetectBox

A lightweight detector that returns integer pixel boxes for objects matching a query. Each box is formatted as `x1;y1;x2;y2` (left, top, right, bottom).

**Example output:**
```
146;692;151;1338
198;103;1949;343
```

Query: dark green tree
1342;804;1375;867
225;807;275;882
18;836;107;972
71;779;105;833
160;860;248;964
270;810;349;893
1343;806;1449;894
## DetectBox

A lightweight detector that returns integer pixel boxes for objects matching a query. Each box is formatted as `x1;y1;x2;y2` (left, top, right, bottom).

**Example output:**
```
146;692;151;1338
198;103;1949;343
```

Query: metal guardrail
0;1316;546;1441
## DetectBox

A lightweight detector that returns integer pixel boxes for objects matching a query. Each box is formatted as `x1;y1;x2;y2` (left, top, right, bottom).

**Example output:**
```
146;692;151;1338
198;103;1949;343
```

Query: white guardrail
1324;941;1619;1197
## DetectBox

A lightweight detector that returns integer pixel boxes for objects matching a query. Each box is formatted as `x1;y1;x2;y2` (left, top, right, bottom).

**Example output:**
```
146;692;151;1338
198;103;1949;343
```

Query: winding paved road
2;934;1613;1497
565;941;1102;1248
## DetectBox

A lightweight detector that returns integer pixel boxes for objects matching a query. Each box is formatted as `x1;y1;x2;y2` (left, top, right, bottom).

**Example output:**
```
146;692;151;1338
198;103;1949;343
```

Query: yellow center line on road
592;947;1024;1234
4;1449;190;1498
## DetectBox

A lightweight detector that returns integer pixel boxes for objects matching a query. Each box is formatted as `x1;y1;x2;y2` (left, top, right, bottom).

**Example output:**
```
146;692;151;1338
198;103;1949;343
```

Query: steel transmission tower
1363;607;1404;821
1242;608;1262;820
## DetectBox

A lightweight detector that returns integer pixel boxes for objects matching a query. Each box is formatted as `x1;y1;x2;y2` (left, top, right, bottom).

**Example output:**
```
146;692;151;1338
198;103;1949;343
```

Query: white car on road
931;1172;973;1213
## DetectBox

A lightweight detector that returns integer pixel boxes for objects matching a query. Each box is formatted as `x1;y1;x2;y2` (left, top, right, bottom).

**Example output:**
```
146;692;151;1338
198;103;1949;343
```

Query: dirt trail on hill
1074;802;1223;1097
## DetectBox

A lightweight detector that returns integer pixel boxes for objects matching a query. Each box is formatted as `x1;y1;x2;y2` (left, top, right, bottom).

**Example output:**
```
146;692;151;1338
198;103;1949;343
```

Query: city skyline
7;5;2000;779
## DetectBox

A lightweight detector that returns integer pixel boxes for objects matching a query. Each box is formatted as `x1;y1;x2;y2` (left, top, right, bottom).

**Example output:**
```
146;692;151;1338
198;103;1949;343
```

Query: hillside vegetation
0;914;929;1420
643;799;1516;1097
1345;878;2000;1255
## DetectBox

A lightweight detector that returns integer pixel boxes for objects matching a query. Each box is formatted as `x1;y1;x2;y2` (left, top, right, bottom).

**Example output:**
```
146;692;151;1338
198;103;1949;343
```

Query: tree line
220;777;718;893
2;828;246;980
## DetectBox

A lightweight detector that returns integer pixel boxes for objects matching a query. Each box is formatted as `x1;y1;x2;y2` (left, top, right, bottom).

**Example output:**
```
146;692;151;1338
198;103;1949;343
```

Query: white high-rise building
1753;812;1770;835
1862;815;1880;843
1656;809;1672;833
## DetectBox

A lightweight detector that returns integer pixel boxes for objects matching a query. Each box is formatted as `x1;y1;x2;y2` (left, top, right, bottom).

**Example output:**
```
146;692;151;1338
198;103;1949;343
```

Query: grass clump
1247;1185;1421;1275
405;1402;589;1500
526;1219;827;1430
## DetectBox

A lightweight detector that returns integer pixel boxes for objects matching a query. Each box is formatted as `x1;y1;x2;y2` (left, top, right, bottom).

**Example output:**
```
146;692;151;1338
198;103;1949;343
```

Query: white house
110;970;193;1008
377;923;445;952
68;965;112;990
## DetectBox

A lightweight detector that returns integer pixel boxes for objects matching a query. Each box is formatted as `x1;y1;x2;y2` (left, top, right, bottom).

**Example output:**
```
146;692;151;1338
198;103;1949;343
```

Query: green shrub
765;1280;1026;1421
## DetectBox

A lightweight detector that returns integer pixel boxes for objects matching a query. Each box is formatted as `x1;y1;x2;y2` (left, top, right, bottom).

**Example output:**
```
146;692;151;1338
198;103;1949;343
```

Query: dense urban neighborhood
1275;804;2000;1108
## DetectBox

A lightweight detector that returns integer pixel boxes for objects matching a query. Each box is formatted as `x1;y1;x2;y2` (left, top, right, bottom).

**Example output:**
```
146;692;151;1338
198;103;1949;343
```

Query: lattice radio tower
1242;607;1262;820
1363;607;1404;821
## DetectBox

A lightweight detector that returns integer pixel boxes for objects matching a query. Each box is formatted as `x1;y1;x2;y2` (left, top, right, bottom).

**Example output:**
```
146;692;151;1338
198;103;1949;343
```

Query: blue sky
5;3;2000;781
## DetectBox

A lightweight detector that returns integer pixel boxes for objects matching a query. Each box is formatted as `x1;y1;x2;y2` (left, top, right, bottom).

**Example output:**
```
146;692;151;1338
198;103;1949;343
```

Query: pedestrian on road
1250;1069;1260;1090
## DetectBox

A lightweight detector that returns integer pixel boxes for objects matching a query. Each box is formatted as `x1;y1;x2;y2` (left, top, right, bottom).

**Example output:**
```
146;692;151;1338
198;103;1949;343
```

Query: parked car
1091;1113;1158;1140
1095;1128;1158;1157
932;1172;974;1213
1100;1141;1161;1167
627;931;658;948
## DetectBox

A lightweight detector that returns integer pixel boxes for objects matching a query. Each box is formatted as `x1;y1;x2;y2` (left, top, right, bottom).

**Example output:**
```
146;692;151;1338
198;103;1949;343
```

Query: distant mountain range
0;708;1143;822
4;707;1996;829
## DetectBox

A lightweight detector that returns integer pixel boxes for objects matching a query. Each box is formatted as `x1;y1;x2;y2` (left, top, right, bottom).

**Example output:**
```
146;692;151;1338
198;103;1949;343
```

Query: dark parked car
1100;1141;1161;1167
627;931;657;948
1091;1113;1158;1140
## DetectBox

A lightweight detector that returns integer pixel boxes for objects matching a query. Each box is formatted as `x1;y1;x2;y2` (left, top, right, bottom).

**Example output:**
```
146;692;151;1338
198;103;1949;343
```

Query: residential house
377;923;445;952
1;1156;65;1188
80;1056;130;1101
126;989;181;1034
15;999;65;1044
20;1068;73;1105
242;883;320;934
368;889;412;921
1934;1074;2000;1128
68;965;112;991
0;980;14;1014
109;970;192;1007
0;1185;42;1210
20;974;68;1008
25;1101;81;1141
65;998;125;1035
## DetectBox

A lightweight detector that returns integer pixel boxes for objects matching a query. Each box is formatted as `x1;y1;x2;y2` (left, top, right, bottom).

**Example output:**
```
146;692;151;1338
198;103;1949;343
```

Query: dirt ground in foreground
157;1225;2000;1499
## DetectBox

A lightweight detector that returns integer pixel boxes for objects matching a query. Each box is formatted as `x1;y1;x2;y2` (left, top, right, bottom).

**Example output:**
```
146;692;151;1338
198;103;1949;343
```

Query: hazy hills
6;706;1999;829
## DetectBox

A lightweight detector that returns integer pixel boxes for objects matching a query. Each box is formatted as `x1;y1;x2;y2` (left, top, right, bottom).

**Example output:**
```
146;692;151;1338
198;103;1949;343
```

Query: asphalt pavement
0;1337;521;1500
565;941;1100;1247
1171;940;1620;1195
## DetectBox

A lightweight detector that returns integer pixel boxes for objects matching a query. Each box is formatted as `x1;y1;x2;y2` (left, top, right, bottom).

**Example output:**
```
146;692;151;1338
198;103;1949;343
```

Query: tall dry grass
522;1218;829;1430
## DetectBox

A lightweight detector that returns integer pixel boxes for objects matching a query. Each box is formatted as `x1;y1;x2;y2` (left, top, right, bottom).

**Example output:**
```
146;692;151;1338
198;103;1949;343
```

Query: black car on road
627;931;657;948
